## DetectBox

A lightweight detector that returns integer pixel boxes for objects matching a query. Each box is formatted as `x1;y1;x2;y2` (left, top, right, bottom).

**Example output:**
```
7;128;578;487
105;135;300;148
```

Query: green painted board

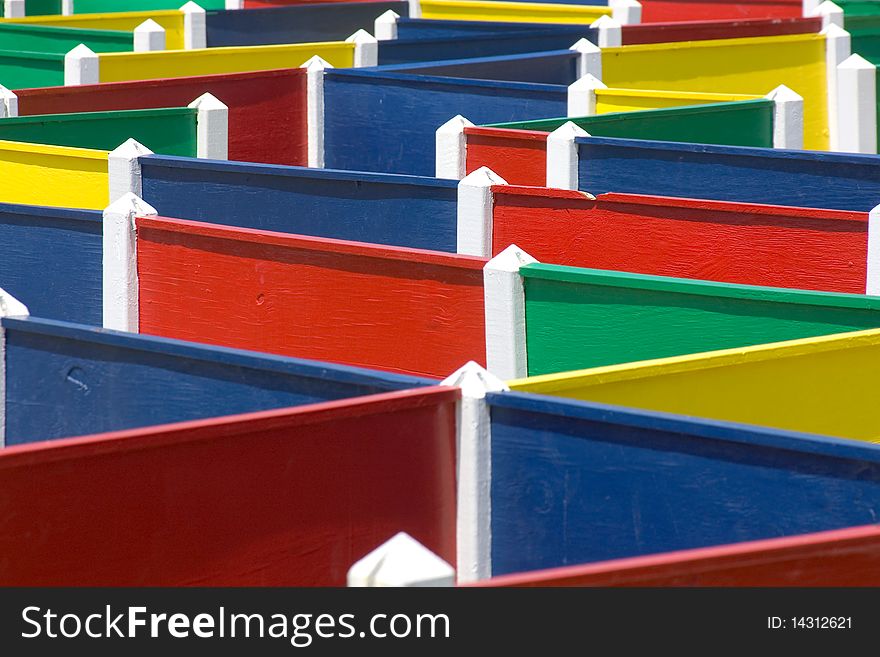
0;24;133;54
0;107;198;157
25;0;63;14
486;100;775;148
72;0;226;11
0;50;65;89
521;264;880;376
838;0;880;16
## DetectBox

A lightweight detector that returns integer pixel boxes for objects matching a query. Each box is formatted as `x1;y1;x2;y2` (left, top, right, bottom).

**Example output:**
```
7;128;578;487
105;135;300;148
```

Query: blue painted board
575;137;880;212
3;317;434;446
0;204;102;326
488;391;880;576
394;17;593;39
140;156;459;252
205;2;408;47
323;70;566;175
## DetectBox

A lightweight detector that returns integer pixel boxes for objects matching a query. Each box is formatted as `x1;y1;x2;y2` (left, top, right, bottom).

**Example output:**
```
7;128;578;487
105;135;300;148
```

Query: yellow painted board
509;328;880;443
595;88;763;114
97;41;355;83
0;140;107;210
420;0;611;24
2;11;186;50
601;33;828;150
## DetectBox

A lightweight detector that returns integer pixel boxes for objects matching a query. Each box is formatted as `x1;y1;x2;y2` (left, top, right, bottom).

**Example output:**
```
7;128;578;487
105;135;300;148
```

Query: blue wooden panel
205;2;408;47
324;71;566;175
140;156;459;252
377;50;580;85
0;204;102;326
3;317;434;445
576;137;880;212
378;34;592;66
394;17;598;40
487;391;880;576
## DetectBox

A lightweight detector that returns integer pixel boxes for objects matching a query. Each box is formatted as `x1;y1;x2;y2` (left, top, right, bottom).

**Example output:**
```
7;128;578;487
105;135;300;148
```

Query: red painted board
469;524;880;587
0;387;458;586
464;127;547;187
136;216;487;378
639;0;801;23
622;16;822;45
491;187;869;294
15;69;307;166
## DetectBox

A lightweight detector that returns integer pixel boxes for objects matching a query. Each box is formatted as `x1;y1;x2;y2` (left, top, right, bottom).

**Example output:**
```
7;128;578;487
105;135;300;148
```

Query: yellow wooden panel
420;0;611;24
601;34;828;149
0;140;107;210
595;88;762;114
509;329;880;443
2;11;187;50
97;41;355;83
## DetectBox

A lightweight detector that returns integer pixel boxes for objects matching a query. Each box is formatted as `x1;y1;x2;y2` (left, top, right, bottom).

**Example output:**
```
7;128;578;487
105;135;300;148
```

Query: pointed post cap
104;192;158;219
821;22;849;37
765;84;803;101
179;1;206;13
135;18;164;32
437;114;474;134
839;53;876;70
348;533;455;587
460;166;508;187
549;121;591;140
301;55;334;71
187;92;228;111
66;43;98;60
590;14;621;28
812;0;843;14
376;9;401;22
569;37;601;54
485;244;538;273
441;361;509;396
570;73;607;90
346;28;378;44
0;288;29;319
109;138;154;160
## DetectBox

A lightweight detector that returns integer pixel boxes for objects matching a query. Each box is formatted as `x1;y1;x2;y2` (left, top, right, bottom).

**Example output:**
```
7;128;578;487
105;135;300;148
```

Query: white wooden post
103;193;158;334
457;167;507;257
803;0;821;16
810;1;844;29
837;54;877;154
348;533;455;587
0;288;30;448
484;245;538;381
225;0;244;8
134;20;167;52
867;204;880;295
441;362;509;583
3;0;25;18
108;138;154;203
64;44;99;87
188;93;229;160
568;73;606;117
436;115;474;180
590;15;622;48
547;121;589;190
181;2;207;50
0;85;18;118
765;85;804;149
375;9;400;41
407;0;421;19
570;38;602;80
823;23;851;151
62;0;74;14
346;30;379;67
610;0;641;25
301;56;332;168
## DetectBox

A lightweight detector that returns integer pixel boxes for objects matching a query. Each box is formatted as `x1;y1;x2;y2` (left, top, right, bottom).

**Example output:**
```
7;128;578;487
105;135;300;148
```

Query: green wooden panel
486;100;775;148
838;0;880;16
0;107;198;157
26;0;63;15
521;264;880;376
72;0;226;11
0;24;132;54
0;50;65;90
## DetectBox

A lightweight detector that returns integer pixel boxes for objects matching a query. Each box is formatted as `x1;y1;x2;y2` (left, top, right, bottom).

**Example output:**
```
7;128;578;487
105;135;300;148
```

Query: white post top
179;1;205;13
441;361;509;397
301;55;334;72
0;288;29;319
485;244;538;273
347;533;455;587
460;165;507;188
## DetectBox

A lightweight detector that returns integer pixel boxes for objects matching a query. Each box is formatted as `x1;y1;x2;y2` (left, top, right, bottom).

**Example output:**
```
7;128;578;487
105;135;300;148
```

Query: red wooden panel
0;387;458;586
622;16;822;45
16;69;308;166
136;216;487;377
491;187;869;294
640;0;801;23
464;127;547;187
470;525;880;587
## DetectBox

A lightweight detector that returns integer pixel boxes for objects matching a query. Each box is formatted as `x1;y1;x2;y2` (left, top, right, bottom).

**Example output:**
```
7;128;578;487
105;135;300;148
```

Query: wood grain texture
136;216;487;377
0;387;457;585
510;329;880;443
378;50;580;85
3;315;433;445
140;156;459;250
17;69;308;166
521;262;880;376
486;391;880;576
323;70;566;175
492;188;869;293
623;16;822;44
471;525;880;586
639;0;801;23
465;127;547;186
601;34;828;150
576;137;880;212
